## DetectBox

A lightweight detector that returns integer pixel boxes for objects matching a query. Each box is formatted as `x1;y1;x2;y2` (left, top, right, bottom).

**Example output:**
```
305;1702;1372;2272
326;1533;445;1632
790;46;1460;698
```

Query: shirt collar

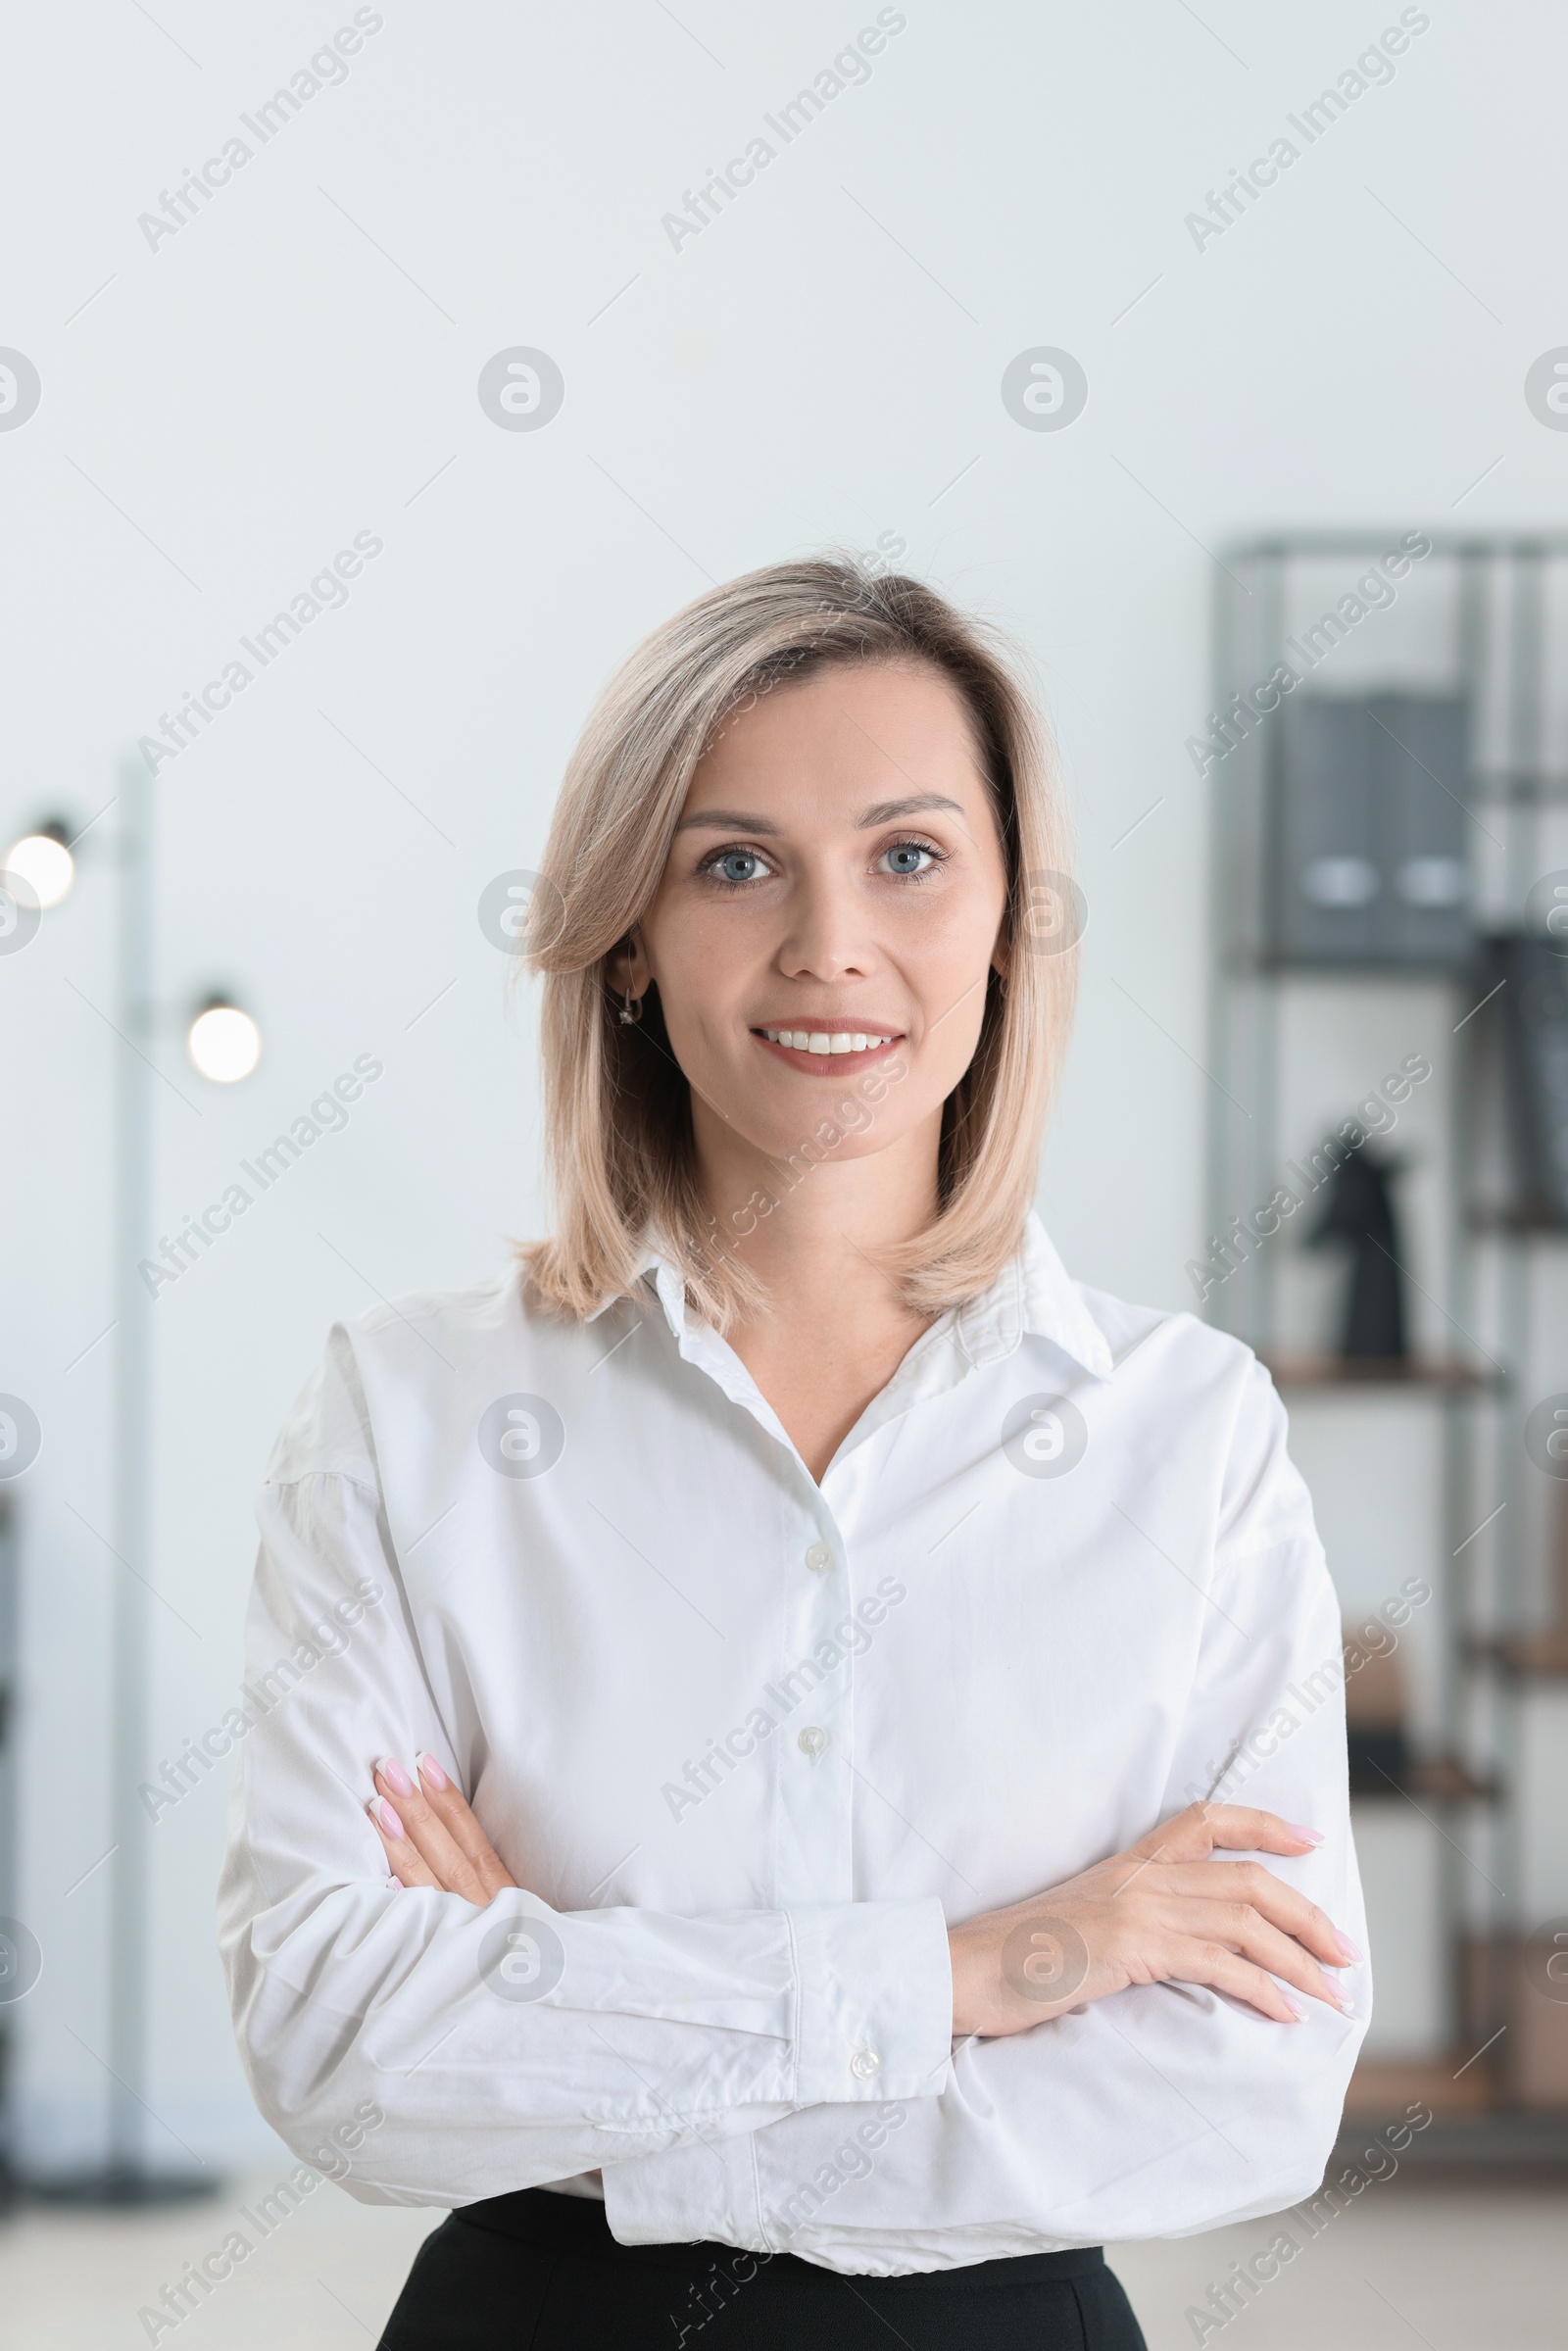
604;1210;1114;1383
953;1210;1114;1379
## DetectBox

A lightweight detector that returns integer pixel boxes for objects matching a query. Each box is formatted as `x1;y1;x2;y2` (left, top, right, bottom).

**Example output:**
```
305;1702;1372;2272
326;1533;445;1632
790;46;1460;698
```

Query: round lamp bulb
188;1004;262;1083
4;832;74;908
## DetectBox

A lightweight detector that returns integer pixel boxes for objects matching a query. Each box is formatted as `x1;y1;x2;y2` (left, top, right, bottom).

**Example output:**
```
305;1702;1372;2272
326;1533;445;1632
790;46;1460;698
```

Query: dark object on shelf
1491;934;1568;1226
1268;692;1474;967
1339;1625;1496;1805
1349;1752;1497;1801
1347;1728;1409;1785
1344;1621;1408;1789
1305;1143;1408;1356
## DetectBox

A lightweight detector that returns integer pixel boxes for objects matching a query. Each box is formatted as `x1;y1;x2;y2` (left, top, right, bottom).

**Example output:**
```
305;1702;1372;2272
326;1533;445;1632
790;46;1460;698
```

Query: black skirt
377;2184;1149;2351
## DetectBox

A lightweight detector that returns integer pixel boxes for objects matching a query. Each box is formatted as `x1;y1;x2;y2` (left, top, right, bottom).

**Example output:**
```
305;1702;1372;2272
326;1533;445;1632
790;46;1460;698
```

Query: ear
606;930;652;998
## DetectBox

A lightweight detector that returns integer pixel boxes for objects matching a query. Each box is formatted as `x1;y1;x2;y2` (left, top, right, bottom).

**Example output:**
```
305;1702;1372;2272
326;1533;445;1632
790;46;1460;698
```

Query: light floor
0;2174;1561;2348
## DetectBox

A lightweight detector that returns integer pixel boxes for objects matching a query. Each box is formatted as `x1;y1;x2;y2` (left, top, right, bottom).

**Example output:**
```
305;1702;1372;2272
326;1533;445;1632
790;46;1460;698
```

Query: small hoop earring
618;984;644;1026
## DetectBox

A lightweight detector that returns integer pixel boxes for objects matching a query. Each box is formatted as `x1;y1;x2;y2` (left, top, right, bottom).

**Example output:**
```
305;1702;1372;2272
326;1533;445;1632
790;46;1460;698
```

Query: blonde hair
516;554;1077;1328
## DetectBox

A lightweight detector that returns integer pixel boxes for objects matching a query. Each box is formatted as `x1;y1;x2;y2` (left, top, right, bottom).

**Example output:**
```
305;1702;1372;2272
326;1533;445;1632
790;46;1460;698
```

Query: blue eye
716;850;762;883
882;840;939;877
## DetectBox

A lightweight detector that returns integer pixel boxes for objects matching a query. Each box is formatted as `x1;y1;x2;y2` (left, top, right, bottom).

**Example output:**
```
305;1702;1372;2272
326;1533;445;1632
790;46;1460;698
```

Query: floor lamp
5;754;261;2200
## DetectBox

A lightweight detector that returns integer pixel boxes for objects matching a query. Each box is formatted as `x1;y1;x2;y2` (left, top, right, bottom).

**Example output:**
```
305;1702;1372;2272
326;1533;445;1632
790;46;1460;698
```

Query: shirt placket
772;1469;857;1909
662;1278;991;1916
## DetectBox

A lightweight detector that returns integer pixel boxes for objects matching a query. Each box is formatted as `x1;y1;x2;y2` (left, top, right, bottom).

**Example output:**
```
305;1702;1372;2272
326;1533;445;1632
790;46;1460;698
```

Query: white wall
1;0;1560;2166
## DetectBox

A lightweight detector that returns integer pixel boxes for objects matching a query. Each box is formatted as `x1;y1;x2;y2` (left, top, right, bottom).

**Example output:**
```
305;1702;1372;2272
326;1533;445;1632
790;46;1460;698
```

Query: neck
698;1101;941;1310
691;1102;944;1478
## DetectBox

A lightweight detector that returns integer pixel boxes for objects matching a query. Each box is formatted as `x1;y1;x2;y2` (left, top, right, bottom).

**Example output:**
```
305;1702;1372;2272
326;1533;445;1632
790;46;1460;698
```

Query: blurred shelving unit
1206;535;1568;2163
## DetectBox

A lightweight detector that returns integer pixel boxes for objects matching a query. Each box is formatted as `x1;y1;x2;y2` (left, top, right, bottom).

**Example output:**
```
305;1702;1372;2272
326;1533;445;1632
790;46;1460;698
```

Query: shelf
1230;533;1568;559
1343;2052;1499;2121
1261;1353;1500;1393
1469;1204;1568;1238
1350;1755;1500;1803
1473;1632;1568;1678
1469;772;1568;807
1338;2055;1568;2168
1227;958;1483;984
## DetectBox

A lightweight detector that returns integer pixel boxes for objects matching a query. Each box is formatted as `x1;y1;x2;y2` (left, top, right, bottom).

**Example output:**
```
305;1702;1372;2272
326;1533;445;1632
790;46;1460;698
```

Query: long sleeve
217;1462;955;2209
602;1359;1369;2268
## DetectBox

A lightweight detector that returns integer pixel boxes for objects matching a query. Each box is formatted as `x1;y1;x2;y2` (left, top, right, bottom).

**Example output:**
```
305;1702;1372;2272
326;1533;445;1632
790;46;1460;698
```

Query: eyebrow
674;791;966;836
854;792;965;828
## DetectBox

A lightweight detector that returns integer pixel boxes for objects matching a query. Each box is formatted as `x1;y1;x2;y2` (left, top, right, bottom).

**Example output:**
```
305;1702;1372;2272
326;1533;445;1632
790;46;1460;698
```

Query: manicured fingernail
415;1750;449;1791
377;1755;413;1796
1288;1823;1325;1845
370;1797;404;1839
385;1875;402;1891
1283;1994;1307;2021
1335;1935;1363;1964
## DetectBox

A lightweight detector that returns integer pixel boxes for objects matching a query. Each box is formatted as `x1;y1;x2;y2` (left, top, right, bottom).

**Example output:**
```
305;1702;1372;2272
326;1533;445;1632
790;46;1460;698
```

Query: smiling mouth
752;1026;905;1070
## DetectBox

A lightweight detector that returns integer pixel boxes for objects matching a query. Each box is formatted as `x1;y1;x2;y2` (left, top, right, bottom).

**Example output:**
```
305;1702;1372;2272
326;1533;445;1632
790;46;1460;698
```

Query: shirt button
850;2047;881;2080
797;1726;830;1759
805;1543;833;1574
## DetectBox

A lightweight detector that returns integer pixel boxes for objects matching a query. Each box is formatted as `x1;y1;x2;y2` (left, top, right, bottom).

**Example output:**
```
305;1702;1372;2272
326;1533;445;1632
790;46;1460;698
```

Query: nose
775;860;879;983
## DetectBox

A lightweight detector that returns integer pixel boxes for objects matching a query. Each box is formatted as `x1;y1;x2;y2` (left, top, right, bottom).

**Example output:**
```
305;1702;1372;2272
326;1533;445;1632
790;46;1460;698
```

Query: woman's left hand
368;1751;517;1902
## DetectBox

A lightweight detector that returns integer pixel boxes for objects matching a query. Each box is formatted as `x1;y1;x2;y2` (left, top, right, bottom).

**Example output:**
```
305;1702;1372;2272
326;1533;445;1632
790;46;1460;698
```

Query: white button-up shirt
219;1214;1368;2277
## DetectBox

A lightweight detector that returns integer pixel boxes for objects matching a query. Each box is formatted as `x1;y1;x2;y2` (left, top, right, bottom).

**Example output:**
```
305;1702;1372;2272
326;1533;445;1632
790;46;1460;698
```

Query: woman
220;558;1367;2350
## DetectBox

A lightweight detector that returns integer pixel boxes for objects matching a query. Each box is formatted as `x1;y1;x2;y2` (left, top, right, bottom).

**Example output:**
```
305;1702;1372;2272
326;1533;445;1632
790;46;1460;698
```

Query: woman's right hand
947;1803;1360;2039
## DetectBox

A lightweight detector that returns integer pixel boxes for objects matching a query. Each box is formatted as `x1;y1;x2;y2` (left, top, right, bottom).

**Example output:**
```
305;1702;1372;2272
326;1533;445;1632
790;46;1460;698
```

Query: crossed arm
368;1751;1359;2038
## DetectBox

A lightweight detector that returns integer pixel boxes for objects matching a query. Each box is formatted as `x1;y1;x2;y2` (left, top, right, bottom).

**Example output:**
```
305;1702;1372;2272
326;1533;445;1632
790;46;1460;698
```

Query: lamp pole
106;753;162;2188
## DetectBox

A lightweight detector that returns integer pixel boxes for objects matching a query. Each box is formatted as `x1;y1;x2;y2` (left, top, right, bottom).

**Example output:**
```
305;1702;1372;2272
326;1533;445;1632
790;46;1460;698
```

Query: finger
1174;1898;1355;2015
414;1751;516;1897
1164;1935;1311;2025
1129;1801;1245;1865
1129;1803;1325;1872
1157;1858;1361;1969
373;1760;490;1902
1190;1804;1325;1856
368;1795;440;1889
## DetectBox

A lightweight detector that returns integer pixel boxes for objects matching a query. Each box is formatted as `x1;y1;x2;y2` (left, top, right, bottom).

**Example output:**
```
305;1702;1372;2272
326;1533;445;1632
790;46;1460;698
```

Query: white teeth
761;1028;893;1052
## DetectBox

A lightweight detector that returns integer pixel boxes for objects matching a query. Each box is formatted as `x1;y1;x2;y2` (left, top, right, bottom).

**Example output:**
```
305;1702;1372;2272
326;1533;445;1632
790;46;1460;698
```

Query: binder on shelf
1268;693;1474;968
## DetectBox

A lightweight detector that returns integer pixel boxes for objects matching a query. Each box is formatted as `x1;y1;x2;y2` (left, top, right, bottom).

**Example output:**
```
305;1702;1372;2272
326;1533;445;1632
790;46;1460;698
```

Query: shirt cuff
605;2123;766;2249
789;1896;953;2108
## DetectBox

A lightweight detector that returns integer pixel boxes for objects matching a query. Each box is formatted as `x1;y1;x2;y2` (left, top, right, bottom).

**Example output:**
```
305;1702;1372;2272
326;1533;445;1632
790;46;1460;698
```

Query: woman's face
631;659;1011;1168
